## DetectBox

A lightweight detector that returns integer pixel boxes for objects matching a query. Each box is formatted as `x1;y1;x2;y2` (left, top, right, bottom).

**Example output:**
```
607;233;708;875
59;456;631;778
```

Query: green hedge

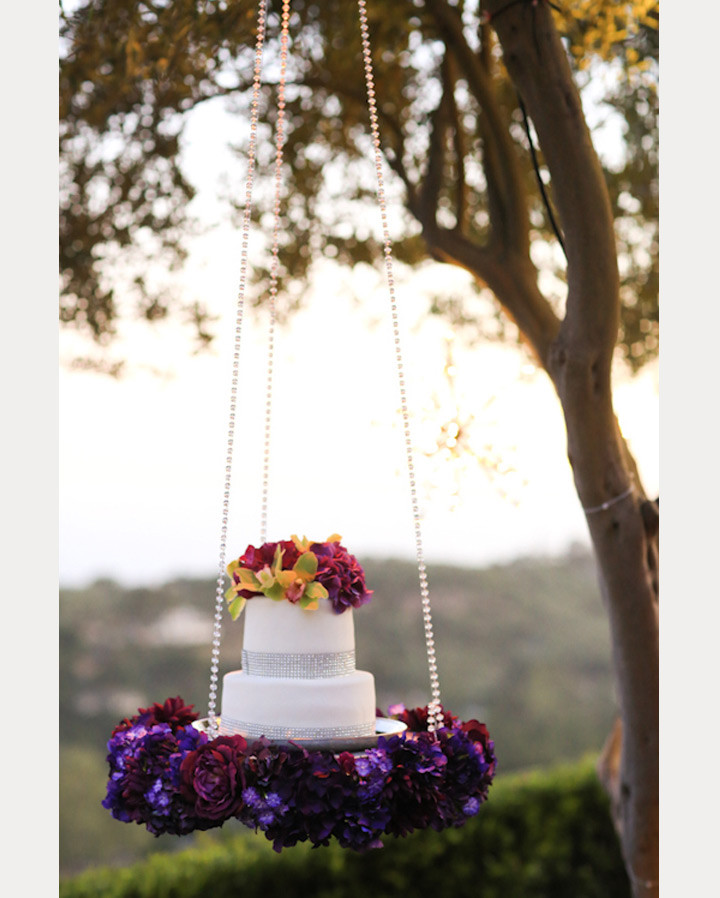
60;759;629;898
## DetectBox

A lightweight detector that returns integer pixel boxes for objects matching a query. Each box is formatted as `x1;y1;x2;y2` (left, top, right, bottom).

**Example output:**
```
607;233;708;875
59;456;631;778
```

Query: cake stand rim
191;715;408;752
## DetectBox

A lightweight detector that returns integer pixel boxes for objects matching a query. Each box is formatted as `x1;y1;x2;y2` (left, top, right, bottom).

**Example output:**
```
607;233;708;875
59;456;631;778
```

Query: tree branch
417;53;455;226
423;225;560;363
445;52;469;230
424;0;528;253
485;1;618;362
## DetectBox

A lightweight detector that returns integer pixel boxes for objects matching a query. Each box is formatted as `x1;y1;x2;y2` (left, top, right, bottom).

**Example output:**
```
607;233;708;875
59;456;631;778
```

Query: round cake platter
192;716;408;753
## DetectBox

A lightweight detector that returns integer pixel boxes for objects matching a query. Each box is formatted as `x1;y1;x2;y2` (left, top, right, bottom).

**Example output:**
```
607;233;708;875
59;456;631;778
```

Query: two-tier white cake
220;597;376;741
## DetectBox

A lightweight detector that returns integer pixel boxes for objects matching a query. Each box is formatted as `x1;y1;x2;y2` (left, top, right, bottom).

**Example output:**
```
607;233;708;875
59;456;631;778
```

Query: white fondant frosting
220;598;376;741
242;598;356;654
221;670;376;739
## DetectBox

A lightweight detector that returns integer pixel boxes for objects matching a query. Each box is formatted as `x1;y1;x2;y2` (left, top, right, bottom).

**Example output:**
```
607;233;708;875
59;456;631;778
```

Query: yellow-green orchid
292;532;342;553
224;544;328;620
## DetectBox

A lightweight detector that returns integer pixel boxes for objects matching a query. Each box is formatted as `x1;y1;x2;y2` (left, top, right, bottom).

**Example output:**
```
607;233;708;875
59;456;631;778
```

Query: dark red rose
180;735;248;820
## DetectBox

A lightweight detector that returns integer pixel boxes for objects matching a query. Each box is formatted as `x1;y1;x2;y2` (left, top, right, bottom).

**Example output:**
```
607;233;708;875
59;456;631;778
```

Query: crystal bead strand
357;0;443;733
208;0;268;736
260;0;291;544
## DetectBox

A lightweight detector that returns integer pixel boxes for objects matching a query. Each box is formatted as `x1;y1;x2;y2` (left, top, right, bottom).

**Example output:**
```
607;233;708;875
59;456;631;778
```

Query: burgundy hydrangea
387;702;457;732
310;540;373;613
180;734;249;821
112;696;199;737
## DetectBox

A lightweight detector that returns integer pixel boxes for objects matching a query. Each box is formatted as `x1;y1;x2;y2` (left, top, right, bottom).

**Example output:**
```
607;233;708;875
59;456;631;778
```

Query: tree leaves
59;0;658;369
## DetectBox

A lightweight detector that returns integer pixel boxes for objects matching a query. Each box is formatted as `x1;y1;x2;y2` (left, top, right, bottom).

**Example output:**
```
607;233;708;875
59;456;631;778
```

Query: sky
58;219;659;588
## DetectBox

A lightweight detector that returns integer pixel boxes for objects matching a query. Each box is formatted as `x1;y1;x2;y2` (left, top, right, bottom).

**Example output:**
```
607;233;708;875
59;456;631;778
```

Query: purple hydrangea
432;725;497;828
374;731;448;837
238;739;311;849
241;786;289;827
102;721;209;836
302;751;370;846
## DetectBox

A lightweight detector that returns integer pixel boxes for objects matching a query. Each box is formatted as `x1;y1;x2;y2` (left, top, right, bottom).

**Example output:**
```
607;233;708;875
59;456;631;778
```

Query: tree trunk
479;3;659;895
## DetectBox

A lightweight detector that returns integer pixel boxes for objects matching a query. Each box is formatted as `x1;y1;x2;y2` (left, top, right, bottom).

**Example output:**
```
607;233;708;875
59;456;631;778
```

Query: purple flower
237;740;309;848
431;726;495;828
180;735;248;821
102;721;208;836
104;697;496;847
242;786;262;808
373;732;448;837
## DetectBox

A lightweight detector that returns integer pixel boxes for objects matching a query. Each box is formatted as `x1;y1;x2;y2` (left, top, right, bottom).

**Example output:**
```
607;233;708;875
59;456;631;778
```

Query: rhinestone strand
260;0;291;544
220;717;376;741
207;0;268;736
357;0;443;733
242;649;356;678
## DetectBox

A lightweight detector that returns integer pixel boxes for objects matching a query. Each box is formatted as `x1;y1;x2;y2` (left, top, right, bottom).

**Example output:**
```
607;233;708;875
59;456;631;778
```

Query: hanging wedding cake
220;535;377;741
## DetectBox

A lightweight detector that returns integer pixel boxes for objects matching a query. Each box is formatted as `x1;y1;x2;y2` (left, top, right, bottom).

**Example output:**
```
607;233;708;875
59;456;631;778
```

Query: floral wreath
225;534;373;618
103;697;496;852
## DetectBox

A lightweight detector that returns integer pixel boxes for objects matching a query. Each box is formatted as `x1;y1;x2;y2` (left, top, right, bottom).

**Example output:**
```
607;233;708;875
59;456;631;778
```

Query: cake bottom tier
220;669;376;740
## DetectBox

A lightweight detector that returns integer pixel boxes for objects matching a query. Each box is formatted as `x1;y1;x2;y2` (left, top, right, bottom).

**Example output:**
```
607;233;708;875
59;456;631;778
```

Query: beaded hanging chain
356;0;443;732
208;0;444;736
259;0;291;546
206;0;269;737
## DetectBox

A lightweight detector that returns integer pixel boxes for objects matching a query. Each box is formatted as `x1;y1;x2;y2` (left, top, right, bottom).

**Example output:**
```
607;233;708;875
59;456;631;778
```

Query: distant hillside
60;548;617;874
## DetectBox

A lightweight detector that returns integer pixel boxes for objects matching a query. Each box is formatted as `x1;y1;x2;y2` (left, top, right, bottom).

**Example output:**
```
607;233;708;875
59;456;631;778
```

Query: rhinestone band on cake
241;649;356;678
221;716;376;740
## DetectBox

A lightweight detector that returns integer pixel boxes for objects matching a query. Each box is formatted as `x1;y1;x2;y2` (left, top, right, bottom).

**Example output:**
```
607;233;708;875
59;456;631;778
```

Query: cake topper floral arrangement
225;534;372;618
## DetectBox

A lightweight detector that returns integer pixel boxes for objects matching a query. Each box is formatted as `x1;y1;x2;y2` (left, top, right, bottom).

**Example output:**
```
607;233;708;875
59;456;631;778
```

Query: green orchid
291;532;342;553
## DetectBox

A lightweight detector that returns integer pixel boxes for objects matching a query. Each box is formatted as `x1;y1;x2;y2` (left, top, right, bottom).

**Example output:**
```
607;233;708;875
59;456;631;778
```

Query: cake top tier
225;534;373;619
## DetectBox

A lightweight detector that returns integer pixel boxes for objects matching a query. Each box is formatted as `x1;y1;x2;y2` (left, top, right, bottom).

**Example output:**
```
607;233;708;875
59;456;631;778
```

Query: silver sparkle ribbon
241;649;356;679
220;715;376;740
